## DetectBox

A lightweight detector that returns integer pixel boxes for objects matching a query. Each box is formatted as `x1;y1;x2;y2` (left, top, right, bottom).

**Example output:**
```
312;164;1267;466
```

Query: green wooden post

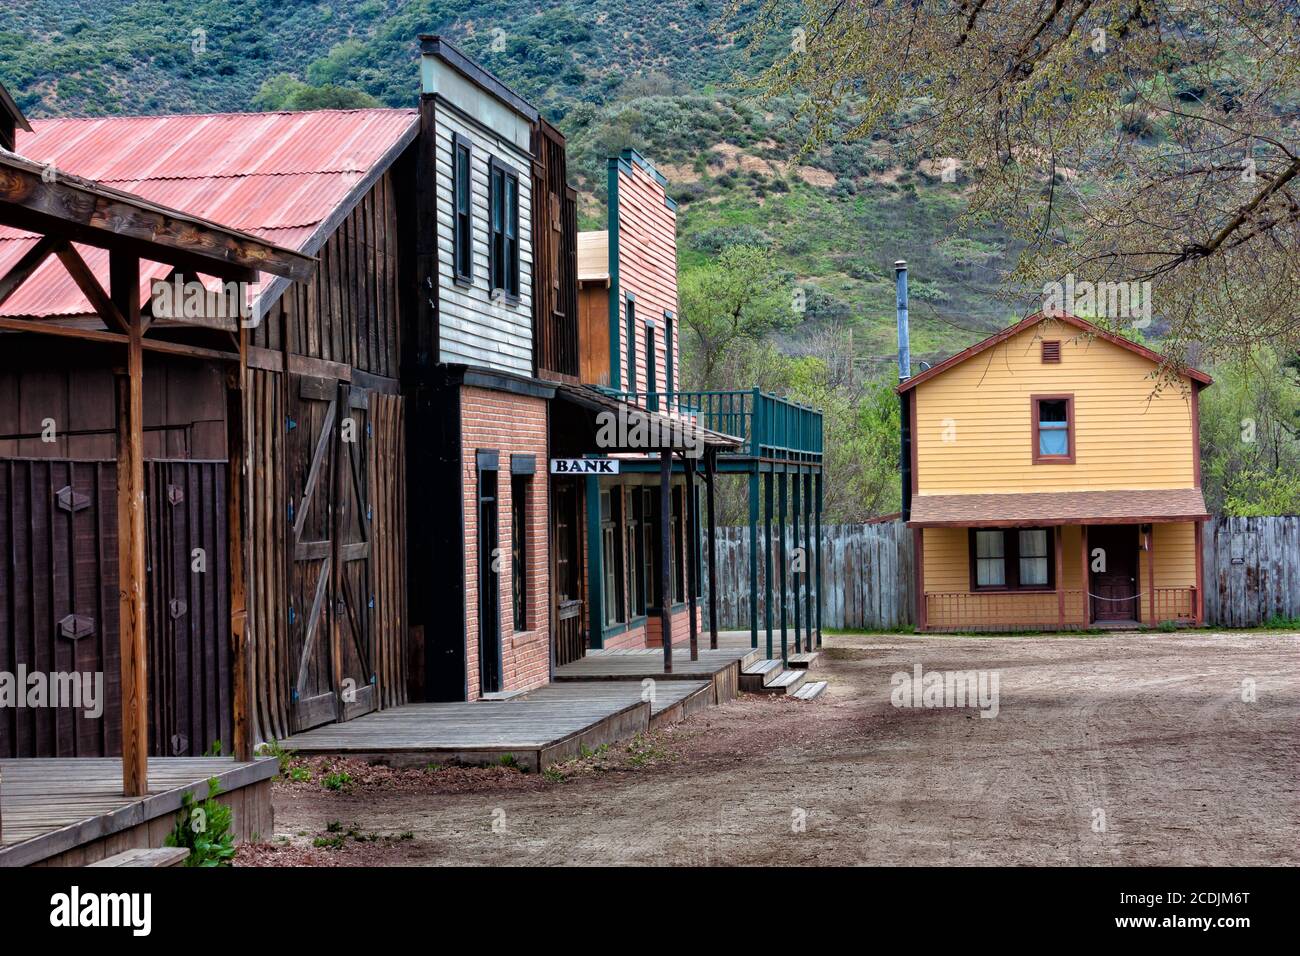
791;465;802;654
748;469;759;649
803;468;813;653
778;469;788;665
585;475;604;649
815;469;824;648
764;470;774;660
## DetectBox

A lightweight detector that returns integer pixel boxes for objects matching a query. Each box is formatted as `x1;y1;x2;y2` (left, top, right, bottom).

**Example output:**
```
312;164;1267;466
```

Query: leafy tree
745;0;1300;362
679;244;794;387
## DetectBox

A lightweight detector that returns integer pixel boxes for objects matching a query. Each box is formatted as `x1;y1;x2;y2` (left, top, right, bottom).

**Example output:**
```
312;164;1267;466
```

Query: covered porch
911;490;1208;632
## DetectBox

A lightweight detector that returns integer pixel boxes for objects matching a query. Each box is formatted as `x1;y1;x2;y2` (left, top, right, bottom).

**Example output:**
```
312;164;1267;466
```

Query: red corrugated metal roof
0;108;417;318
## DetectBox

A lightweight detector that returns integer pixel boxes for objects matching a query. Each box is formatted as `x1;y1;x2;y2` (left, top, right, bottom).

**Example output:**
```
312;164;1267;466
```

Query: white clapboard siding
433;104;534;375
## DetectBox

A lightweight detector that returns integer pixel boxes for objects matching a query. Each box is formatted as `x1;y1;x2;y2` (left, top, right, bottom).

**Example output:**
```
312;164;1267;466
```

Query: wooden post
803;469;813;651
1055;524;1065;629
659;450;673;672
763;471;774;660
791;466;802;653
226;326;253;761
705;451;718;650
778;470;788;665
1080;524;1090;626
111;251;147;797
814;470;823;647
747;470;759;648
1194;520;1204;625
1147;523;1157;625
685;456;699;662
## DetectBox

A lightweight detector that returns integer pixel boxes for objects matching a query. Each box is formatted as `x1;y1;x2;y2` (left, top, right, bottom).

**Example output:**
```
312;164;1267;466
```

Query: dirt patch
794;165;837;187
264;632;1300;866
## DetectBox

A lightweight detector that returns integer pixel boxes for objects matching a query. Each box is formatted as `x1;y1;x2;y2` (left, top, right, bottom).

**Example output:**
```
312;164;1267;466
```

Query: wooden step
751;668;808;696
787;652;819;670
792;680;827;701
739;659;783;692
89;847;190;867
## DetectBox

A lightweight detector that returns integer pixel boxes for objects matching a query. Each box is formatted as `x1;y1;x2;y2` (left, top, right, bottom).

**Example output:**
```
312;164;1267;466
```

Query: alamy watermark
891;662;999;718
1042;274;1152;329
150;275;261;327
0;666;104;719
596;404;704;459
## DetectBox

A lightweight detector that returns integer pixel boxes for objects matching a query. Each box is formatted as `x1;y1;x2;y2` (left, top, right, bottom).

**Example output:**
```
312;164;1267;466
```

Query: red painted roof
896;311;1213;392
1;109;417;318
909;488;1210;527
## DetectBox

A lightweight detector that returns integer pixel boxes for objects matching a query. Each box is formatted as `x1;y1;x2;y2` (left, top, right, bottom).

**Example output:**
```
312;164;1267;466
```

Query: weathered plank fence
705;520;915;631
705;516;1300;631
1202;516;1300;627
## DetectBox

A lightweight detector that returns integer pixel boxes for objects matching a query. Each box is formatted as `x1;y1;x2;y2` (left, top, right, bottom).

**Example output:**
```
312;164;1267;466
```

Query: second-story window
489;158;520;299
1032;394;1074;463
452;134;472;283
664;310;674;397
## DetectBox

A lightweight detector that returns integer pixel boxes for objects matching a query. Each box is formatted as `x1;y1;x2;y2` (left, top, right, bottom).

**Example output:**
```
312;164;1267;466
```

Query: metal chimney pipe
896;260;912;522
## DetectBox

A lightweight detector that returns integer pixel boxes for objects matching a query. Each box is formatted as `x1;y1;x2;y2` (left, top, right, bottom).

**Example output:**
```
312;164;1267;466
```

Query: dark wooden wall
530;119;579;382
0;457;231;758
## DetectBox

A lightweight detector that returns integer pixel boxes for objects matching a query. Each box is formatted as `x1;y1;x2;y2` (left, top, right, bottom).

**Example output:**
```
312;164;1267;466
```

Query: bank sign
550;458;620;475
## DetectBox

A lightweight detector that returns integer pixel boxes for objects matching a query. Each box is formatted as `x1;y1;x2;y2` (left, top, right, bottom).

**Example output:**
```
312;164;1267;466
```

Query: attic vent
1041;340;1061;363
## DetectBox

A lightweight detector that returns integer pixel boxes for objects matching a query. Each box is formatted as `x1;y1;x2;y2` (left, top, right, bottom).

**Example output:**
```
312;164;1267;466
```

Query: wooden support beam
705;451;718;650
748;470;759;649
791;466;802;654
1147;524;1157;625
0;234;59;309
0;315;126;345
1081;525;1090;626
111;251;147;797
659;450;673;673
226;328;253;761
685;456;699;662
1056;525;1065;629
778;471;788;665
814;471;823;647
763;471;774;660
1194;520;1204;625
58;242;128;333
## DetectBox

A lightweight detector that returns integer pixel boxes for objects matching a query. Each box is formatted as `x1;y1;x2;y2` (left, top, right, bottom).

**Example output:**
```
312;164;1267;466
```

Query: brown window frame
968;527;1056;592
1031;393;1075;464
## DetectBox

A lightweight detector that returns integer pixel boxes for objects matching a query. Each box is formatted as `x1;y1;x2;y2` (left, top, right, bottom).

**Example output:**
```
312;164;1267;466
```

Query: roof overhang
0;84;32;134
908;488;1211;528
896;312;1213;394
0;148;314;283
552;383;744;455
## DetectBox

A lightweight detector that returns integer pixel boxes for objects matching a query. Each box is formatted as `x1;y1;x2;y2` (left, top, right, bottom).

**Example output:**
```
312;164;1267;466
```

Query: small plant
163;777;236;867
207;739;223;756
313;835;345;849
626;734;669;768
497;753;521;770
542;766;564;783
1263;614;1300;630
424;763;442;773
288;765;312;782
322;770;352;791
256;739;297;776
397;831;414;841
1157;620;1179;632
325;820;343;833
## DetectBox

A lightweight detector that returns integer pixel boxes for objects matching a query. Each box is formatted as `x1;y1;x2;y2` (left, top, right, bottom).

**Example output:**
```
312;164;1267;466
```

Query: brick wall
460;386;550;699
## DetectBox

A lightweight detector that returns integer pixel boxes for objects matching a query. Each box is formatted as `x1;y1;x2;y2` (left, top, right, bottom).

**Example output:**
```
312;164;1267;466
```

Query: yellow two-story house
899;312;1212;632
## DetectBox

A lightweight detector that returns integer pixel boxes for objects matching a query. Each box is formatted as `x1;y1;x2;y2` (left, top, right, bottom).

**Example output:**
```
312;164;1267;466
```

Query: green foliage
255;739;297;776
497;753;521;769
322;770;352;791
163;777;236;867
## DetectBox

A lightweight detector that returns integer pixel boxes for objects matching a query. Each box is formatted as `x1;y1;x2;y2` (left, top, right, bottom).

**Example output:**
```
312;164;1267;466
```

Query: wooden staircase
739;651;827;700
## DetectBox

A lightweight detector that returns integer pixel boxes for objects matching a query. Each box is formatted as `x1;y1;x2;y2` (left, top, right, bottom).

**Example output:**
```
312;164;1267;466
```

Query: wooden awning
552;383;744;455
909;488;1211;527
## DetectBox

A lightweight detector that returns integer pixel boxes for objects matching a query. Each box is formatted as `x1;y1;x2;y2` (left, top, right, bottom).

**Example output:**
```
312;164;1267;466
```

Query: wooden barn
0;106;420;766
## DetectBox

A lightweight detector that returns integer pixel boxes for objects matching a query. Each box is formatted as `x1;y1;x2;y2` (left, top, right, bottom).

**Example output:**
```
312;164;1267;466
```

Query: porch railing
925;590;1087;631
606;387;823;462
1151;587;1197;623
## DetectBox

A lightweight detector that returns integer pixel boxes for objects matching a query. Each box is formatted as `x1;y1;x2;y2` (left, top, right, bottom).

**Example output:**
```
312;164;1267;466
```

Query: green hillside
0;0;1020;375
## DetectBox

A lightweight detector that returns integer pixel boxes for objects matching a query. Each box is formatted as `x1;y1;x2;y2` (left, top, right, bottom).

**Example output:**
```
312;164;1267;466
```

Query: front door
478;466;502;694
333;385;376;721
1089;524;1139;622
552;481;584;666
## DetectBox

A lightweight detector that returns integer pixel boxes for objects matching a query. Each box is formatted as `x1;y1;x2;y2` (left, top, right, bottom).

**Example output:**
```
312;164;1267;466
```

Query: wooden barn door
286;375;339;732
333;386;376;721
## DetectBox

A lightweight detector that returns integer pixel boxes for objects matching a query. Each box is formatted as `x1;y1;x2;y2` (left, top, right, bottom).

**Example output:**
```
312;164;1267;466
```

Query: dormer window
1032;394;1074;463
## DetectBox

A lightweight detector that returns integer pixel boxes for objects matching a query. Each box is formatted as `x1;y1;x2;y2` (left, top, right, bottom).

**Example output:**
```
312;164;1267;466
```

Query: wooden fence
706;516;1300;631
705;520;915;631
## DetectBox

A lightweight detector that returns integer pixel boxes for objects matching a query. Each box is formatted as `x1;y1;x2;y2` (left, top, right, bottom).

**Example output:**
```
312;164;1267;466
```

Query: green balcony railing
605;387;824;462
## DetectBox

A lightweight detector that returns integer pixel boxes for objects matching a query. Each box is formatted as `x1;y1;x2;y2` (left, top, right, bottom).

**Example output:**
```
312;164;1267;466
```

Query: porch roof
909;488;1210;527
552;383;744;453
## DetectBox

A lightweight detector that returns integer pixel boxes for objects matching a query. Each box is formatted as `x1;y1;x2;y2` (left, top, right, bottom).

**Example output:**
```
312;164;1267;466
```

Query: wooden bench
87;847;190;867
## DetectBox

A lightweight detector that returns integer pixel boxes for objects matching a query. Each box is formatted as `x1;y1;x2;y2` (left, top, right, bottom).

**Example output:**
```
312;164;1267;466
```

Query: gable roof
0;83;32;135
0;108;418;318
896;311;1212;394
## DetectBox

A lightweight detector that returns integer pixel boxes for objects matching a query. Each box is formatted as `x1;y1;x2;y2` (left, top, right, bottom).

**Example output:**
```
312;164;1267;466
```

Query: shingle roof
909;488;1210;527
0;109;418;318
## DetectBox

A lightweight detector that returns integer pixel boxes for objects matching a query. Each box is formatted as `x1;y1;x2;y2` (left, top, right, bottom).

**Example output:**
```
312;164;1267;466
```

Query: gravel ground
243;630;1300;866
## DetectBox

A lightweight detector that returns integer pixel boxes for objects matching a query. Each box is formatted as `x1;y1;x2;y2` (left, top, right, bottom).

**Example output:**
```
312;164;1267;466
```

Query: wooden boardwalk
0;756;277;867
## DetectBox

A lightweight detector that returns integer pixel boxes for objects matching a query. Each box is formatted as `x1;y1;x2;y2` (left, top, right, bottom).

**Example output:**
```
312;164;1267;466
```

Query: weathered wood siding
611;155;678;393
913;318;1199;494
0;457;231;758
1203;516;1300;626
431;101;534;375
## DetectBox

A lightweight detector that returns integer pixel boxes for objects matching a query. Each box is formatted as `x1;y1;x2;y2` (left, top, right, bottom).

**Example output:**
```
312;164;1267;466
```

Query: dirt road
249;631;1299;866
